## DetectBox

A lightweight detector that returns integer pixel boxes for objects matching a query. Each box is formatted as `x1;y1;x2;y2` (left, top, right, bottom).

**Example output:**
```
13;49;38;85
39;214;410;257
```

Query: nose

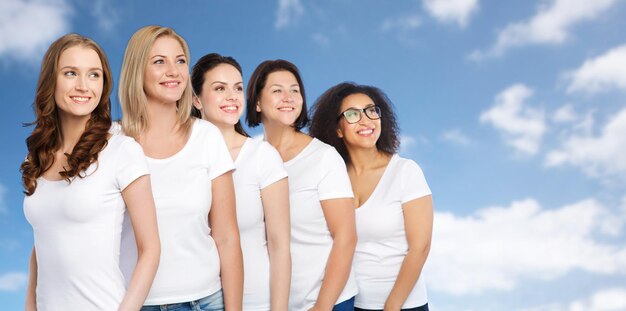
75;76;88;92
226;89;239;101
282;92;294;102
165;62;180;77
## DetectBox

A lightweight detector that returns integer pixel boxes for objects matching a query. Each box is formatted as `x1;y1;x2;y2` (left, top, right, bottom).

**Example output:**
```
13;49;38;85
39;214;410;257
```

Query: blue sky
1;0;626;310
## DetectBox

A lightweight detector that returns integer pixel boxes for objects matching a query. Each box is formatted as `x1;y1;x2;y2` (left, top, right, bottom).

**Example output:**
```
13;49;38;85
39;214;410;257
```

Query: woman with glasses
246;60;358;311
310;82;433;311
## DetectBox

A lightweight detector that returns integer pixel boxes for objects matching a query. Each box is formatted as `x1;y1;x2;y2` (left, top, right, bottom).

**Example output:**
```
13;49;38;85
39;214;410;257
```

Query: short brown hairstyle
245;59;309;131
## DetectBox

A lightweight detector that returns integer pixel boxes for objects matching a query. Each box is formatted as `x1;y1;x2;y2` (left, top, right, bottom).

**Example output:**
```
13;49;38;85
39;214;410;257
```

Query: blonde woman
118;26;243;311
22;33;160;310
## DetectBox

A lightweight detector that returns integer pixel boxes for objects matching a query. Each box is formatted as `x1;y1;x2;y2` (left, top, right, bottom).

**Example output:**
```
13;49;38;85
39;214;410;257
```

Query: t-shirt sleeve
115;137;150;191
207;125;235;180
257;142;288;189
401;159;432;204
318;148;354;201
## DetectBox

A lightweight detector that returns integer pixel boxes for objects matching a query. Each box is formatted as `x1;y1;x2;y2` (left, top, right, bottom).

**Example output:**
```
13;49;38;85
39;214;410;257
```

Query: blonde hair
119;25;194;138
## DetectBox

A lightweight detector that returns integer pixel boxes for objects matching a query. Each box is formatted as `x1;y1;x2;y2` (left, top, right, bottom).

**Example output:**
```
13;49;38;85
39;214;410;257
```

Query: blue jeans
355;302;429;311
141;290;224;311
333;296;355;311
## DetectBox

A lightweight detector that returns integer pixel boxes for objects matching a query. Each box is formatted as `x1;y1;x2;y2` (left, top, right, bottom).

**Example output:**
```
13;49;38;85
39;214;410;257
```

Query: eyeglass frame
336;105;382;124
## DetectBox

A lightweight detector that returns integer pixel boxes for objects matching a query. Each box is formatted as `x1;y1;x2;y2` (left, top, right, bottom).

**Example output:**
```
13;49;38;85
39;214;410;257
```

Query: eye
291;88;300;93
235;86;244;92
88;72;101;78
63;71;77;77
153;59;164;64
177;58;186;64
215;86;225;92
272;89;281;93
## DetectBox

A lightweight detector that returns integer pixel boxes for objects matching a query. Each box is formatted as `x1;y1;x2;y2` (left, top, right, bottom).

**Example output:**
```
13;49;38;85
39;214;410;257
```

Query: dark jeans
355;302;429;311
333;296;355;311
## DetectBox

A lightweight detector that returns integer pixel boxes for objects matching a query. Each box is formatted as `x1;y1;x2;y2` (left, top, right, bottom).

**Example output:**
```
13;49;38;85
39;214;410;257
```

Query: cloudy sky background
1;0;626;310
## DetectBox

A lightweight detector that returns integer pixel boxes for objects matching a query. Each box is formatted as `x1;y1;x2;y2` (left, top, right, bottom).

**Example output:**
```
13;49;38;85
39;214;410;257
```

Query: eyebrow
150;54;186;59
211;81;243;85
59;66;103;71
269;83;299;88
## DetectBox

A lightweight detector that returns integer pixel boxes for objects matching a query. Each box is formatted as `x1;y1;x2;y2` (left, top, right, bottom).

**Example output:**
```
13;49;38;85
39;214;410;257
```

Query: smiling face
257;70;303;127
194;63;244;127
337;93;382;151
143;36;188;105
54;45;104;124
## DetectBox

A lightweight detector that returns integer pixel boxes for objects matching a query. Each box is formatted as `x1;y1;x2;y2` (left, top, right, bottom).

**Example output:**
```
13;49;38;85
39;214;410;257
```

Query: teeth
278;107;294;111
221;106;237;112
71;96;89;102
358;129;374;135
162;82;178;86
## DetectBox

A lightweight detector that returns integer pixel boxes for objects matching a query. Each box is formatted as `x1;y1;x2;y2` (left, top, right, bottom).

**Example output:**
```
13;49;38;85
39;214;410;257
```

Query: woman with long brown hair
22;33;160;310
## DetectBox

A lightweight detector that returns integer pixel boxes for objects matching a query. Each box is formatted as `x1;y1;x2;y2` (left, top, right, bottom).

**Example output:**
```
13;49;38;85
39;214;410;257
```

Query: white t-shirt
285;138;358;311
353;154;432;309
120;119;235;305
23;134;149;311
233;138;288;310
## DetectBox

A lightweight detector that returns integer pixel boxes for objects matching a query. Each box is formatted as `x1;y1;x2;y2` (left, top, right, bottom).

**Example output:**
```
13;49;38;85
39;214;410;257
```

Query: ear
192;96;202;110
336;127;344;138
256;101;261;112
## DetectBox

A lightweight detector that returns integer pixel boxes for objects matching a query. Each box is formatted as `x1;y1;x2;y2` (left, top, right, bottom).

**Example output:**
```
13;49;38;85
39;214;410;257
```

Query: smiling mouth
278;107;294;111
160;81;180;87
70;96;90;103
357;128;374;135
220;105;238;112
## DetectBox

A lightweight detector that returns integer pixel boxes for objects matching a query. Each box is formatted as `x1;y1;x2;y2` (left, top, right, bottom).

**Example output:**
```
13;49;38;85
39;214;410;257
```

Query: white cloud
427;198;626;295
470;0;617;60
380;13;422;32
311;33;330;48
553;104;578;123
521;287;626;311
275;0;304;29
565;44;626;94
480;84;546;155
0;0;72;62
399;134;429;156
0;272;28;291
545;108;626;178
92;0;120;32
422;0;479;27
441;129;471;145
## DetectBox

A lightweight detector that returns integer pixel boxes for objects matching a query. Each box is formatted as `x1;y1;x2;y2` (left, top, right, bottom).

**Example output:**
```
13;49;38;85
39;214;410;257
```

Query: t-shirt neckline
356;154;398;210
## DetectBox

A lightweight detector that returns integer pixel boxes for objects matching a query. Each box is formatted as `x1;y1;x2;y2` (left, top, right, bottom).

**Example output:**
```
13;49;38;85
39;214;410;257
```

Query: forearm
268;242;291;311
314;235;356;310
216;236;244;311
25;248;37;311
117;245;160;311
384;246;430;310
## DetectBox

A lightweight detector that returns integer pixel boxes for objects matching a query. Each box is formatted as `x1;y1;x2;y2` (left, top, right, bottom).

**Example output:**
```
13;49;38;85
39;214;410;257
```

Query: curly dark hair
310;82;400;164
191;53;249;137
21;34;113;196
245;59;309;131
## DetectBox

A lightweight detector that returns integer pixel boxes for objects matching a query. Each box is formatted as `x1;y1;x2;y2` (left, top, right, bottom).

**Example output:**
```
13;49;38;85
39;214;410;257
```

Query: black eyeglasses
337;105;382;124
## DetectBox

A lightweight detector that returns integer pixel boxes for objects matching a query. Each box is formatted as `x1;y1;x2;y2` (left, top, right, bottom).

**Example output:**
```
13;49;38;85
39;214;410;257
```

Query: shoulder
106;134;144;157
394;155;423;172
194;118;220;135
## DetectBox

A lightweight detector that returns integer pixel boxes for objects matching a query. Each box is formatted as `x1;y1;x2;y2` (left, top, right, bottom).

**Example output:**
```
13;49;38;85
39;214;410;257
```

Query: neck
216;122;246;150
59;115;90;154
263;122;298;151
146;99;179;134
347;146;387;174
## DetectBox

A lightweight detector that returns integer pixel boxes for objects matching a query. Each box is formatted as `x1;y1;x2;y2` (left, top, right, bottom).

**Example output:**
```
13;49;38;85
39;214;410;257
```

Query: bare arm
260;178;291;311
118;175;161;311
384;195;433;311
25;247;37;311
210;171;243;310
311;198;357;311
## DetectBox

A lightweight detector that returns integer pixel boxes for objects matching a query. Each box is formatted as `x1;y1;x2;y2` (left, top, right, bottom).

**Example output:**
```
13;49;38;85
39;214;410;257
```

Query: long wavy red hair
21;34;113;196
